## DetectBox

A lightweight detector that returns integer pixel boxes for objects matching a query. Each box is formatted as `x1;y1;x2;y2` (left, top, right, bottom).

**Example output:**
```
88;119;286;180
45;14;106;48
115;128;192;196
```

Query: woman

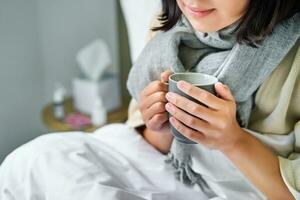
127;0;300;199
1;0;300;199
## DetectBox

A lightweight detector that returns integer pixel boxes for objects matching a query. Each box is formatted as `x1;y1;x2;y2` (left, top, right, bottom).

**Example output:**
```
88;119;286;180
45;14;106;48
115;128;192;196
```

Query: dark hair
153;0;300;46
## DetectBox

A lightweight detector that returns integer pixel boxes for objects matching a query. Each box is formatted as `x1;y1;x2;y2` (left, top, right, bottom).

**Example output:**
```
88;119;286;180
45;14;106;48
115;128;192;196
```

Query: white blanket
0;124;211;200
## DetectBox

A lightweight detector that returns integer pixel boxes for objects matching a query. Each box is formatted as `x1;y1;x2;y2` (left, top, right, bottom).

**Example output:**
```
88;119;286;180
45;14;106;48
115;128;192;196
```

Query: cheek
216;0;249;22
177;0;185;13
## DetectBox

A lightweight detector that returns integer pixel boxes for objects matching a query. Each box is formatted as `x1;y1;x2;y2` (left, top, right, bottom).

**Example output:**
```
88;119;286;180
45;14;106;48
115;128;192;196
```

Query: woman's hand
165;80;247;152
165;80;295;199
140;70;173;134
139;70;174;154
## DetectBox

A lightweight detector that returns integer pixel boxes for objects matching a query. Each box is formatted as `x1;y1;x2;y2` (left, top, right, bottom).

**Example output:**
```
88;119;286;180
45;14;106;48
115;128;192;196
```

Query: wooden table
42;97;128;133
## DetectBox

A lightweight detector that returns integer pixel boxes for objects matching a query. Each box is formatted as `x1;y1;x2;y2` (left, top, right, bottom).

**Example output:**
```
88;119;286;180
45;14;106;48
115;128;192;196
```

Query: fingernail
177;81;187;90
170;117;176;124
165;103;173;112
216;82;223;86
166;92;176;101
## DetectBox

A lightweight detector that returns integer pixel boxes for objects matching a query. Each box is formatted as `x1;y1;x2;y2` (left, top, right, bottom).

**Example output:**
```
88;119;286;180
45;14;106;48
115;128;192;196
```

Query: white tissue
76;39;112;81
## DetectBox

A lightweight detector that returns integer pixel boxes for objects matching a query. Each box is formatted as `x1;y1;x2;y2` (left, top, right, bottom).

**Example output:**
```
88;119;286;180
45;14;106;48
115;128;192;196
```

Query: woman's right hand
139;70;173;134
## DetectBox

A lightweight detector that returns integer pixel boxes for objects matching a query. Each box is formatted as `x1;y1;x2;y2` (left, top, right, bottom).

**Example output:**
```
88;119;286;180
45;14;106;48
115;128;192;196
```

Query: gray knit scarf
127;13;300;198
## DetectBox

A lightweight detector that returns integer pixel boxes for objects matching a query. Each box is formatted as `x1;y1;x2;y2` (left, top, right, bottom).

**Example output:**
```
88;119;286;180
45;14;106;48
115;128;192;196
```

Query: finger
141;81;168;97
161;70;173;83
143;102;166;121
165;92;216;123
176;81;224;110
169;117;206;144
166;103;210;134
140;92;167;110
148;113;169;129
214;82;235;101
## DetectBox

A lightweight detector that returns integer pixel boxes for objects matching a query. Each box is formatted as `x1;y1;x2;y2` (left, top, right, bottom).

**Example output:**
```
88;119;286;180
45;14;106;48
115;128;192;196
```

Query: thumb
215;82;235;101
161;70;173;83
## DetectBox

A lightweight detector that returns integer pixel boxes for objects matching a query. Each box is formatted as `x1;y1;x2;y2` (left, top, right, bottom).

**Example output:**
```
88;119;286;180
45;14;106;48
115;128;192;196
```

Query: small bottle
53;84;65;120
91;96;107;126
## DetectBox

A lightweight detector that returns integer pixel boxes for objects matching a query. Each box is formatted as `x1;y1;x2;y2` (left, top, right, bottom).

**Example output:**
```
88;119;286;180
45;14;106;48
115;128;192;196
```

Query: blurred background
0;0;161;163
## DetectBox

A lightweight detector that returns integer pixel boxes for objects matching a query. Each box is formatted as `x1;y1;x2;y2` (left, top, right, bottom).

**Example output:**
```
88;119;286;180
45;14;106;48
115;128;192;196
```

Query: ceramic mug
168;73;218;144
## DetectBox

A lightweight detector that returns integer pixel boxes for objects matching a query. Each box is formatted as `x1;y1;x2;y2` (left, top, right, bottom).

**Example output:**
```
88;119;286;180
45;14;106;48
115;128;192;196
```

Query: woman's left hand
165;80;247;152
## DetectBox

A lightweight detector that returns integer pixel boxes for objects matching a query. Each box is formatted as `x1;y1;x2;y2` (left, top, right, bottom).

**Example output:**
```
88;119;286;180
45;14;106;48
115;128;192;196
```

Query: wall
36;0;119;102
0;0;45;162
0;0;119;163
117;1;132;106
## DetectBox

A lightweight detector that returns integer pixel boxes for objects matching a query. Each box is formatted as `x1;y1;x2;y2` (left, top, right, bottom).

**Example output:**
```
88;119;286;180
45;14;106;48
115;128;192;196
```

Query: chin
189;21;220;33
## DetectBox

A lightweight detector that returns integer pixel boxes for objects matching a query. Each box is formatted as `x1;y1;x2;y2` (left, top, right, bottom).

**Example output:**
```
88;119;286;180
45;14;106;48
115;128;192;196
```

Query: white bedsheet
0;123;211;200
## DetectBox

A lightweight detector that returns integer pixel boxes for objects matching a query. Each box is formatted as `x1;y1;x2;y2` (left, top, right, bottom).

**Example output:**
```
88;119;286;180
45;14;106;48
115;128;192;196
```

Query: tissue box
72;74;121;115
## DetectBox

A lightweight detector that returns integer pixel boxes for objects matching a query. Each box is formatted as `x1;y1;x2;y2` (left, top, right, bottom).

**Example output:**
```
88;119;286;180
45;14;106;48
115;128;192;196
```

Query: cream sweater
247;39;300;198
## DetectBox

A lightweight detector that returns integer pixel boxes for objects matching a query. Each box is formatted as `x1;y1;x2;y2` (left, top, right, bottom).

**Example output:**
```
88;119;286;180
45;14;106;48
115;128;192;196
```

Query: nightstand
42;97;128;133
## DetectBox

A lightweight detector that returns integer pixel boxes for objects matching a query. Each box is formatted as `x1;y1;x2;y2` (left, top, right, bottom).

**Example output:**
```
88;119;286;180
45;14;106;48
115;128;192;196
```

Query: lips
186;5;215;17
